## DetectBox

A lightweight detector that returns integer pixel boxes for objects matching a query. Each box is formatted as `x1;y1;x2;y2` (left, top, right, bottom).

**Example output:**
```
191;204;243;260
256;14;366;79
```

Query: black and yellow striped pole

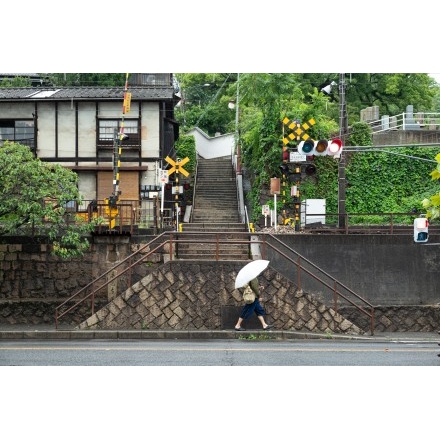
105;73;131;229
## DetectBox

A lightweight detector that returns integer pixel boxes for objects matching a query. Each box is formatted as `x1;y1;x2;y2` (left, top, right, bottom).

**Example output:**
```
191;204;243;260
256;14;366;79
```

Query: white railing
364;112;440;133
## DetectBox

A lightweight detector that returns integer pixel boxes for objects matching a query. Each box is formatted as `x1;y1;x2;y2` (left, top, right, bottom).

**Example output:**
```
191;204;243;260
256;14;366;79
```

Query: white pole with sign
160;170;168;215
262;205;270;227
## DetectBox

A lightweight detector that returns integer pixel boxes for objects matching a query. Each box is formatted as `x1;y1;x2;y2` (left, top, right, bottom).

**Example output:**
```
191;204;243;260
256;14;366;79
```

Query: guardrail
365;112;440;134
278;212;439;235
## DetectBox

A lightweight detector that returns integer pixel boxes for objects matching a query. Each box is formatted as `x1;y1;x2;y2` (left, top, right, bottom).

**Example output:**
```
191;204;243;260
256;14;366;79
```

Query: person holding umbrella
234;276;274;331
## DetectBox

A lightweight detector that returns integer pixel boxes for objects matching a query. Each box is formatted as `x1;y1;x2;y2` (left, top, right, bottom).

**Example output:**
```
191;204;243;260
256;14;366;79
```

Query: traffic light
297;139;314;155
413;217;429;243
282;146;289;162
279;163;290;177
297;138;343;157
305;164;317;175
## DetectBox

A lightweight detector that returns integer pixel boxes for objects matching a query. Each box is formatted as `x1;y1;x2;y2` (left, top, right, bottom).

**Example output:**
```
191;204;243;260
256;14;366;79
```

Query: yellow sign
165;156;190;177
282;117;316;144
123;92;132;114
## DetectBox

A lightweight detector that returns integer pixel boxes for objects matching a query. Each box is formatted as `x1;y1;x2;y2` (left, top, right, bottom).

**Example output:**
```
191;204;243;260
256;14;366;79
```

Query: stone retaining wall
1;235;439;333
77;261;364;335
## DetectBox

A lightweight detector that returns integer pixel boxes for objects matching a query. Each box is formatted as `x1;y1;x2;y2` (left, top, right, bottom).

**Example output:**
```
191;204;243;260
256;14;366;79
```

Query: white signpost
262;204;270;227
160;169;168;215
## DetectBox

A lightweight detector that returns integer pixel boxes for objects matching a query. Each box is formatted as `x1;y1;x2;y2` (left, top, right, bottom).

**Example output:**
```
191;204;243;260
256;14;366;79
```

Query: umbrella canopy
234;259;270;289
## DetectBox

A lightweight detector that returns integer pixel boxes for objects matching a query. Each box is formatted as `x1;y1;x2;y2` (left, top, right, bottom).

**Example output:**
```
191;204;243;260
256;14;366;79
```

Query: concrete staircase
178;156;249;260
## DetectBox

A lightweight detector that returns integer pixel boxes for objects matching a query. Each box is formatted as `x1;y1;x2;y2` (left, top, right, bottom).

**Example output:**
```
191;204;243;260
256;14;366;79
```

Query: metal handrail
54;233;169;328
54;231;375;334
262;234;375;335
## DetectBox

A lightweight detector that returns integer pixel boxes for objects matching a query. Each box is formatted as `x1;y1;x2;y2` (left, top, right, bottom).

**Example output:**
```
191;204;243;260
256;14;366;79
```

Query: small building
0;73;180;220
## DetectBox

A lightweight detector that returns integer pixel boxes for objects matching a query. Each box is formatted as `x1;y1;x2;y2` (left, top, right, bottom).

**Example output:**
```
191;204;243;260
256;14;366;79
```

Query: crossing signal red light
327;138;343;156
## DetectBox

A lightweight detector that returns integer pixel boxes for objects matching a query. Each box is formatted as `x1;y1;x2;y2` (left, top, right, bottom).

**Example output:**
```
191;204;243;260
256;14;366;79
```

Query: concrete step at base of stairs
177;254;250;261
192;211;240;217
176;248;250;260
177;244;249;253
191;218;242;221
182;222;247;232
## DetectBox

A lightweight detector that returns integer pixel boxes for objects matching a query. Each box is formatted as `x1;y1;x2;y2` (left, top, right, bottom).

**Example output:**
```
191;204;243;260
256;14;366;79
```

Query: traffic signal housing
413;217;429;243
298;138;343;157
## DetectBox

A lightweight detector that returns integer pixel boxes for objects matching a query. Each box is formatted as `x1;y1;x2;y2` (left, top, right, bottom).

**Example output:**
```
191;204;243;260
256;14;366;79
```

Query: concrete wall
185;127;234;159
373;130;440;146
1;234;439;332
263;234;440;306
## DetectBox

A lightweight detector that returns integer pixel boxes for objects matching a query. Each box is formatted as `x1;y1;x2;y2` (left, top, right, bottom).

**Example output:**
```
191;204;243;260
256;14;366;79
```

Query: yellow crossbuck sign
282;117;316;144
165;156;190;177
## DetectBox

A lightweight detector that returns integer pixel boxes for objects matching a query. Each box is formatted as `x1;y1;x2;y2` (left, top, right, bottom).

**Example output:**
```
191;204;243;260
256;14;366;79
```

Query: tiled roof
0;86;176;101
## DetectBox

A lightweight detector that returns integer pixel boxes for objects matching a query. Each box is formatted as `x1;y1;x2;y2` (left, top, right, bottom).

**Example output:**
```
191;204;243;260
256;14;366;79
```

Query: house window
98;119;140;149
0;119;34;149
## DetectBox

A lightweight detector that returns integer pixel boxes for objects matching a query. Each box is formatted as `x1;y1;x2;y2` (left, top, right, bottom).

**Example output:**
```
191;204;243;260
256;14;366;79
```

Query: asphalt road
1;338;439;366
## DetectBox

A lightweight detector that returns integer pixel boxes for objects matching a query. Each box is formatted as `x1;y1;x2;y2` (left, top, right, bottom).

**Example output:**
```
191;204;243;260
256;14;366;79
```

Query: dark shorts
240;299;265;320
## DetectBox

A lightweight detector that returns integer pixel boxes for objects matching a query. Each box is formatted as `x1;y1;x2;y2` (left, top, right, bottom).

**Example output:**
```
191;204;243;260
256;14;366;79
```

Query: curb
0;329;438;342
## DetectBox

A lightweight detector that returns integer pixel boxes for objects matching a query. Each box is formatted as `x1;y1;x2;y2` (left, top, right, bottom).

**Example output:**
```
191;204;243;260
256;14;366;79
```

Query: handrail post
169;233;173;261
91;290;95;315
333;281;338;312
370;307;375;336
297;256;301;289
128;254;132;287
261;234;267;260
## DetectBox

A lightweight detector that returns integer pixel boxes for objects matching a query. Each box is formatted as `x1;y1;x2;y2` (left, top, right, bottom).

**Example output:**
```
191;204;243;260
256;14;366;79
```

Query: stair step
179;156;246;260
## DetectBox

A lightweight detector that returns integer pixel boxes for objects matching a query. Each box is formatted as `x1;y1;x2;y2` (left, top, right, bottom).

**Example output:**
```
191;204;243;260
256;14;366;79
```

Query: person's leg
235;303;255;330
255;301;273;330
234;317;244;330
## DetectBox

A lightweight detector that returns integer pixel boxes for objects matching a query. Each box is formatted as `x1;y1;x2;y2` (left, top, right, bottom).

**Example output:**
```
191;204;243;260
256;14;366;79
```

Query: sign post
159;169;168;216
270;178;280;231
165;156;190;231
262;204;270;227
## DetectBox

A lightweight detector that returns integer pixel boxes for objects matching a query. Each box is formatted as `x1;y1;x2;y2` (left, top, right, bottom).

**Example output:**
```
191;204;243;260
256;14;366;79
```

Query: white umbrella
234;259;270;289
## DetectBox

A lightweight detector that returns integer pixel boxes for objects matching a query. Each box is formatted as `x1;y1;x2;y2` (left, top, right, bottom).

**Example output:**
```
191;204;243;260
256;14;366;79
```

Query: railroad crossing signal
282;117;316;144
165;156;190;177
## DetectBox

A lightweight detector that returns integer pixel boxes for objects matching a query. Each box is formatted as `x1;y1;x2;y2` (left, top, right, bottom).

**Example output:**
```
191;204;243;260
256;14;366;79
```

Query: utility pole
338;73;348;229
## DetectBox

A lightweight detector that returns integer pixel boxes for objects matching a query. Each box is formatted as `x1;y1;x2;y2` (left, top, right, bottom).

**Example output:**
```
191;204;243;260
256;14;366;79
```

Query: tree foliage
176;73;439;223
44;73;126;87
0;77;32;87
0;142;97;258
422;152;440;219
